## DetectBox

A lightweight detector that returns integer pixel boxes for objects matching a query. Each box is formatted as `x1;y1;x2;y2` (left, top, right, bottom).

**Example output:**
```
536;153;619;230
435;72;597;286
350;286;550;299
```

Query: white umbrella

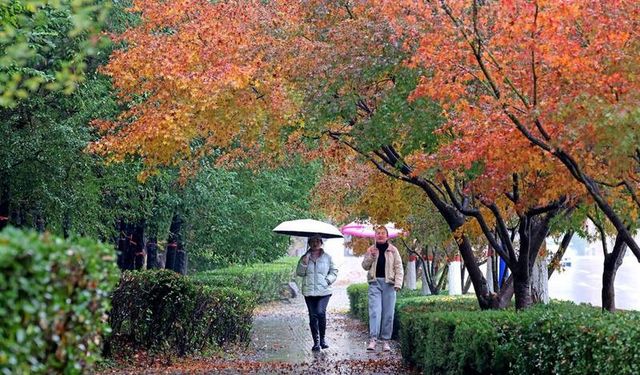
272;219;344;239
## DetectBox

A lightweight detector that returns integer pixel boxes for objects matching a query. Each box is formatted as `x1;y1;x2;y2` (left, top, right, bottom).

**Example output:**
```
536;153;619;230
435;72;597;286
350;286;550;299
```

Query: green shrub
398;300;640;375
107;270;255;357
347;283;369;321
347;282;476;339
192;257;297;303
0;227;118;374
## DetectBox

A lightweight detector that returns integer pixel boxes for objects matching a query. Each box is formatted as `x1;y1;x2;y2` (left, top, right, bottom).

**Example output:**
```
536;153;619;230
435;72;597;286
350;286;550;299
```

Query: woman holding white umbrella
296;234;338;351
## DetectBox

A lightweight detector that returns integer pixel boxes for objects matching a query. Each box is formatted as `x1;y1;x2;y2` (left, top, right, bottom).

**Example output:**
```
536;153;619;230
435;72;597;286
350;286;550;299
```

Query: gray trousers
368;277;397;340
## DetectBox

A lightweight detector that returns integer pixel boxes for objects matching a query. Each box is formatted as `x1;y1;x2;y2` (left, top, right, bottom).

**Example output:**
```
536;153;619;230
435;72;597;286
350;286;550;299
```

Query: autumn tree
378;0;640;310
94;0;531;309
93;0;640;310
90;0;300;174
275;1;590;309
381;0;640;265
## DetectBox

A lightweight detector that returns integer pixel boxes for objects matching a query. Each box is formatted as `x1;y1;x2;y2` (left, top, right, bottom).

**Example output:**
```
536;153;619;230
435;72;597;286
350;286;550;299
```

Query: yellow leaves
91;0;303;172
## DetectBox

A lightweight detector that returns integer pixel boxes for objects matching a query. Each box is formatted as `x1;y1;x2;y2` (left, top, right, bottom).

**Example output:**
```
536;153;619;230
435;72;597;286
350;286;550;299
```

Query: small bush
107;270;255;357
0;227;118;374
346;283;369;321
193;257;297;303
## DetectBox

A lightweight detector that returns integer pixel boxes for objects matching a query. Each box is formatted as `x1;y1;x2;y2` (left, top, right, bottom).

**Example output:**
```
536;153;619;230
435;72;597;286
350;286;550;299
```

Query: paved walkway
241;255;413;374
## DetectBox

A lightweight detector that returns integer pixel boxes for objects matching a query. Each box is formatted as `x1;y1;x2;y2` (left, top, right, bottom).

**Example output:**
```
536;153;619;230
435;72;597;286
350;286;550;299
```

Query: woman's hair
309;235;324;244
374;225;389;235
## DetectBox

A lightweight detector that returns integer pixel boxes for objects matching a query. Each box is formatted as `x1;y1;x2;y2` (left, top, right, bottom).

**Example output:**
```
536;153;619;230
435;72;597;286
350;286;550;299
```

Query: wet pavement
248;285;393;363
243;255;414;373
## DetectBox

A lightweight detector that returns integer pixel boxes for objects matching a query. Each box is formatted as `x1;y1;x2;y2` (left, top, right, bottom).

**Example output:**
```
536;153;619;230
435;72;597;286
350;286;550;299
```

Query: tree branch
587;212;609;256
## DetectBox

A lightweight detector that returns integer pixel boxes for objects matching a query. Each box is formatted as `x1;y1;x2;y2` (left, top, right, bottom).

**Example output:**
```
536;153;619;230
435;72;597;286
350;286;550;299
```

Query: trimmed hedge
349;283;640;373
346;282;472;338
346;283;369;321
0;228;118;374
192;257;298;303
107;270;255;357
398;300;640;375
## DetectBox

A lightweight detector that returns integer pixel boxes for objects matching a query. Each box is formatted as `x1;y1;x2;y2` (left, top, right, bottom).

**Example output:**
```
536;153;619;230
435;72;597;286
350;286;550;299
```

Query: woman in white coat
296;235;338;351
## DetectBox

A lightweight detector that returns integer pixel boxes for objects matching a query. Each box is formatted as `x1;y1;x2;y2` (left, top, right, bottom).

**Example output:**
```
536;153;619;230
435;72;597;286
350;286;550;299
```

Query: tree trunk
421;270;431;295
602;233;627;312
404;256;417;290
132;220;145;270
548;230;574;278
175;248;187;275
123;222;136;270
447;257;462;295
496;275;514;307
460;264;466;294
486;249;494;294
492;252;500;292
531;248;549;304
462;273;472;294
34;208;45;233
0;177;10;231
512;213;554;310
165;212;183;273
62;211;71;238
437;266;448;291
11;204;24;228
513;265;532;310
146;236;159;269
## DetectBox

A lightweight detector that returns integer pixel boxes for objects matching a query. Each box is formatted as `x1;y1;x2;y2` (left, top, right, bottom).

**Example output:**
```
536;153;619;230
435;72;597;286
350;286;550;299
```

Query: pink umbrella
340;222;405;238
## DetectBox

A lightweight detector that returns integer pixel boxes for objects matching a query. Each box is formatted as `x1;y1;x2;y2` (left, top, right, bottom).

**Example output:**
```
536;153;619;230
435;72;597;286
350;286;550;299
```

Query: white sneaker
382;341;391;351
366;339;377;351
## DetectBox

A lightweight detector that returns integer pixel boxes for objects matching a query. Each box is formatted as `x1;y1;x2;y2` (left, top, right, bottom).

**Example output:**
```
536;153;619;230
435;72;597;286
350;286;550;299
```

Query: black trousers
304;295;331;341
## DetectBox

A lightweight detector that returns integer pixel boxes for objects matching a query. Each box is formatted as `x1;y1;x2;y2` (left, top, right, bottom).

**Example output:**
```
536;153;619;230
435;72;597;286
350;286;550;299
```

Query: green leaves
108;269;256;357
182;160;320;270
193;257;298;303
0;0;111;107
0;227;118;374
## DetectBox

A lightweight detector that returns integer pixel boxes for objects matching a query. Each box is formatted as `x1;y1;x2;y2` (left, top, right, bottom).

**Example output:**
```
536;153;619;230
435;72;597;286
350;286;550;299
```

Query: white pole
486;249;494;294
405;256;417;290
421;258;432;295
448;255;462;295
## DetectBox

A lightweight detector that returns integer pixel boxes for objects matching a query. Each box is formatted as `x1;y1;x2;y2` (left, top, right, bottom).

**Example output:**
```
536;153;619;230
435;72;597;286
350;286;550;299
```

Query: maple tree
95;0;639;310
379;0;640;310
94;0;533;309
273;1;581;309
382;0;640;255
90;0;300;173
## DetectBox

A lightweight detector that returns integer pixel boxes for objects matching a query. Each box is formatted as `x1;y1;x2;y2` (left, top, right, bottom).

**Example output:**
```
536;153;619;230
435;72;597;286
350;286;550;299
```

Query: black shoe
320;339;329;349
311;343;321;351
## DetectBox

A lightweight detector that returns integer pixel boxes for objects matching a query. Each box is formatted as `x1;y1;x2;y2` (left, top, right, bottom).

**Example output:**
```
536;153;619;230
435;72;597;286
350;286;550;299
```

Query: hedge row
400;302;640;375
348;283;640;374
0;228;119;374
107;270;255;357
346;283;475;338
192;257;298;303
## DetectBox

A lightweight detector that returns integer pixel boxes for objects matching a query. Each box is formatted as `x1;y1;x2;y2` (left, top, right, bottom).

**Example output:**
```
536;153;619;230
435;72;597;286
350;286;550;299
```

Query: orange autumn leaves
384;0;640;206
90;0;300;170
93;0;640;223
